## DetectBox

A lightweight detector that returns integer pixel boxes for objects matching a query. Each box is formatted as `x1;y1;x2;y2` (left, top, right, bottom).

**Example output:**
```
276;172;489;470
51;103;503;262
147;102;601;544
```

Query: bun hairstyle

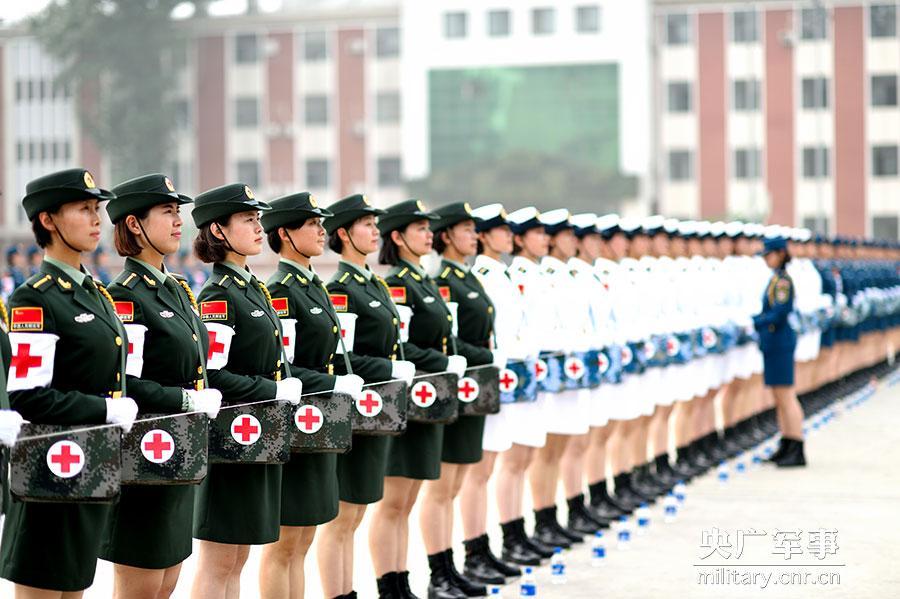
193;215;232;263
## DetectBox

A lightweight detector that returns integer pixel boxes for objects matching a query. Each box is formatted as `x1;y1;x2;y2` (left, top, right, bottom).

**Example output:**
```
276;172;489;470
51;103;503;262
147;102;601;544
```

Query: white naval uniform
472;254;527;453
619;257;653;419
505;255;550;448
541;256;591;435
652;255;681;407
569;256;611;427
789;257;825;363
594;257;633;421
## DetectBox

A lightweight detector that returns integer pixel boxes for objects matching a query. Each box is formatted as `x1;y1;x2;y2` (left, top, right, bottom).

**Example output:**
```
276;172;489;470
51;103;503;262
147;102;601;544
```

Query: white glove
391;360;416;386
0;410;24;447
105;397;139;433
186;388;223;419
446;355;467;377
491;349;507;370
275;377;304;405
333;374;364;400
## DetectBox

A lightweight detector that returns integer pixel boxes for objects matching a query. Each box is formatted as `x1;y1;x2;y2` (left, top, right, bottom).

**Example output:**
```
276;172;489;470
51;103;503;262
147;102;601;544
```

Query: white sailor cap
677;220;698;237
471;203;508;233
763;224;782;239
695;220;712;237
724;221;745;238
709;221;727;238
641;214;666;235
571;213;599;237
507;206;543;234
596;214;621;238
618;216;641;238
663;218;681;235
539;208;573;235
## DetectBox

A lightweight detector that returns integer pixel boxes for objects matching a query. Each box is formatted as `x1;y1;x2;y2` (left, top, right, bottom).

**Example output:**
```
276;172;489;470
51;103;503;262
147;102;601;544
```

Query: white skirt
505;396;548;448
607;377;632;421
482;408;513;453
656;365;678;406
544;388;592;435
589;385;610;427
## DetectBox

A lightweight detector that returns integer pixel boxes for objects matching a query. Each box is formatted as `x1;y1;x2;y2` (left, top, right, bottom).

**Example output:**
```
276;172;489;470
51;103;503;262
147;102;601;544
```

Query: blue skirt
763;349;795;387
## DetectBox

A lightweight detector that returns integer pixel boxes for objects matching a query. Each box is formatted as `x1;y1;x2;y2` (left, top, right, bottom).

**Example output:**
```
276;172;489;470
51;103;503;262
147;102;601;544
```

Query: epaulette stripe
123;273;138;286
31;274;52;288
280;273;292;285
339;272;350;283
219;275;230;285
440;267;451;279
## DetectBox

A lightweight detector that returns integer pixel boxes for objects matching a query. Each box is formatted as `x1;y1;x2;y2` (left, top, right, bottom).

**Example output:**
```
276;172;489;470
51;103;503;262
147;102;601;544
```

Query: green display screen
428;64;620;173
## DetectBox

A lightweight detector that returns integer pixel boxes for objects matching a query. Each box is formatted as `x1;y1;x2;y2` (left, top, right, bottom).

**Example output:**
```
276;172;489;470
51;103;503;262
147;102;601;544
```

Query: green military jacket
436;259;495;366
108;257;210;413
384;259;452;372
266;260;340;394
326;261;397;383
7;260;127;424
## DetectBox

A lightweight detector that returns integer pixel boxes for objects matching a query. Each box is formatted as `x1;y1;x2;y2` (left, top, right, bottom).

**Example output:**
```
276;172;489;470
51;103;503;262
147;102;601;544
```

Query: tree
31;0;184;182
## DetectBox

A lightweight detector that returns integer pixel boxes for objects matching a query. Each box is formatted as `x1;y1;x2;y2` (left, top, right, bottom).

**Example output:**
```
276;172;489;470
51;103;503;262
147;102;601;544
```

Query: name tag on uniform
250;310;264;317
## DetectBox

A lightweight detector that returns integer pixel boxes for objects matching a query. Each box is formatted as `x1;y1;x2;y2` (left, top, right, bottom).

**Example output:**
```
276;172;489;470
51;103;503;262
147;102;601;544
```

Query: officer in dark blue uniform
754;236;805;467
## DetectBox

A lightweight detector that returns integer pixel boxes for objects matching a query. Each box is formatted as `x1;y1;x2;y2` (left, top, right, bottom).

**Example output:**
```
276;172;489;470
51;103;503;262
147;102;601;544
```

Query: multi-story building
0;0;404;240
653;0;900;239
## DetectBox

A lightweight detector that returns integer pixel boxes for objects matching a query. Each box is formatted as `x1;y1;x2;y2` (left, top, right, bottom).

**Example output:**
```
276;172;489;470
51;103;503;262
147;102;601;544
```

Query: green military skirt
337;434;390;504
0;501;110;591
193;463;281;544
385;422;444;480
100;485;194;569
280;453;339;526
441;415;486;464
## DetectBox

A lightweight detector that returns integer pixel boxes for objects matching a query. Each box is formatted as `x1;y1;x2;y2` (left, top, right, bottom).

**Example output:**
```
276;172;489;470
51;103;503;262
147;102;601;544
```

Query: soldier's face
550;229;577;259
479;225;513;256
578;233;602;261
669;236;686;257
651;233;669;256
44;199;103;253
446;220;478;257
220;210;263;256
345;215;380;255
285;217;325;258
139;202;183;256
608;232;628;259
400;219;433;255
518;227;549;259
764;251;782;269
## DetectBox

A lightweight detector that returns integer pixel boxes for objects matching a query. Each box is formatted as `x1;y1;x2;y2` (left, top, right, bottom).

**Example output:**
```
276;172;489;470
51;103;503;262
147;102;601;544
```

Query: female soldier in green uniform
317;194;416;599
0;300;25;515
100;174;221;598
0;168;139;596
372;200;468;599
258;192;364;599
188;183;304;599
419;202;507;595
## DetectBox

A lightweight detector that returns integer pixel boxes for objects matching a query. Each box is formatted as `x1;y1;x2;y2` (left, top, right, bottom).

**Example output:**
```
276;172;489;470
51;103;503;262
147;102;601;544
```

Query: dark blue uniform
753;268;797;387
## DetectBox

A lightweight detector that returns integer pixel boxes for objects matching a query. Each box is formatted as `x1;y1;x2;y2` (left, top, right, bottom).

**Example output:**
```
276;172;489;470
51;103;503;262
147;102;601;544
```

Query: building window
667;81;692;112
306;159;329;188
16;142;24;162
870;4;897;38
174;99;191;131
872;145;899;177
532;8;555;35
732;9;758;43
872;215;899;240
376;92;401;124
801;77;829;109
304;31;328;61
802;146;830;178
376;27;400;57
236;160;260;187
15;80;23;102
487;10;511;37
800;7;828;40
666;14;690;45
575;6;601;33
734;148;761;180
234;97;259;128
235;34;259;63
872;74;898;106
378;157;402;186
304;95;329;125
63;140;71;160
668;150;693;181
802;216;829;236
444;12;467;39
733;79;761;111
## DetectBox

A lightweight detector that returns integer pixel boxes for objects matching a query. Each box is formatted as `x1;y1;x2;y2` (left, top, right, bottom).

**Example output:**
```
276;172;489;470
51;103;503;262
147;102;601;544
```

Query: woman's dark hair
328;231;344;254
778;249;792;268
266;218;309;254
432;229;449;255
30;208;61;248
113;208;151;257
476;239;484;255
193;215;233;264
512;234;525;256
378;230;401;265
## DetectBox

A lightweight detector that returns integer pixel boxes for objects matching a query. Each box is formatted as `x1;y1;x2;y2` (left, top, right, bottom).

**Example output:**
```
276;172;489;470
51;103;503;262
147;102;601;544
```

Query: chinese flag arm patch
270;297;289;317
200;300;228;321
389;286;407;304
114;301;134;323
438;286;451;302
330;294;349;312
11;307;44;332
7;331;59;391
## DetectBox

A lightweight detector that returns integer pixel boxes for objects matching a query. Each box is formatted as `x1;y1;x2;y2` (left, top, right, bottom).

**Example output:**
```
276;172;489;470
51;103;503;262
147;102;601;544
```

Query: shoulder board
27;273;53;293
389;286;407;304
410;271;422;281
118;272;140;289
10;306;44;332
439;266;451;280
353;273;366;284
141;274;158;288
270;297;290;317
454;268;465;279
397;267;409;279
477;266;490;276
439;286;451;302
330;293;348;312
570;269;579;277
294;275;308;285
338;271;351;284
517;266;527;273
278;272;296;287
546;267;555;274
213;274;233;289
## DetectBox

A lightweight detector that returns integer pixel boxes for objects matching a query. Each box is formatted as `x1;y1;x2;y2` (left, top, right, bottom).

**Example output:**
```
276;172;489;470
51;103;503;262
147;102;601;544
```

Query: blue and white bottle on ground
616;515;632;550
673;480;686;504
591;531;606;567
717;461;729;483
735;453;747;473
663;491;678;523
488;586;502;597
519;567;537;596
636;503;650;536
550;547;567;585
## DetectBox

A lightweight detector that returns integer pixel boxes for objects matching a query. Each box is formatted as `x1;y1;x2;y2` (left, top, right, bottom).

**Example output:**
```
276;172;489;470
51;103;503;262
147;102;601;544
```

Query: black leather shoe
566;495;601;534
377;573;400;599
464;534;519;581
500;519;543;565
398;571;422;599
775;438;806;467
765;438;787;463
445;550;487;597
589;499;625;521
426;554;466;599
588;480;630;516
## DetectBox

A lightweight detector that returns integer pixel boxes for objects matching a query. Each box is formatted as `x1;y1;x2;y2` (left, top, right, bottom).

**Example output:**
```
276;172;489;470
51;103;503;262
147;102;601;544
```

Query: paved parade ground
3;375;899;598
